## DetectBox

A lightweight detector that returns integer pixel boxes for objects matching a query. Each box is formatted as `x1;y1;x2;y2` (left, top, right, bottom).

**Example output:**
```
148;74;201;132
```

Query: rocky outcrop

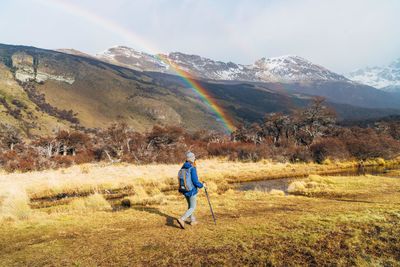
11;52;75;84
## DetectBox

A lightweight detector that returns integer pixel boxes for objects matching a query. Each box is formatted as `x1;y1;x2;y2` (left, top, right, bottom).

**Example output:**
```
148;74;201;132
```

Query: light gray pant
180;195;197;222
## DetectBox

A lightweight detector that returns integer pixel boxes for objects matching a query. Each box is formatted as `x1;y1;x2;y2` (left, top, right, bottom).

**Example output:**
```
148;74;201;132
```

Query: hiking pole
204;187;216;225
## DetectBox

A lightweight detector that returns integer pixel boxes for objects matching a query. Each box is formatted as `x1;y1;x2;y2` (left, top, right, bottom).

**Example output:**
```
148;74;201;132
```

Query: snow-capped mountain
96;46;348;83
91;46;400;110
347;58;400;93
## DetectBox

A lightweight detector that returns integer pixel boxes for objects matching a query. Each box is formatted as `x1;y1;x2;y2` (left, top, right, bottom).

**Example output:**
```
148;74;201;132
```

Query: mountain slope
0;44;228;134
56;49;95;59
264;80;400;110
149;72;400;122
97;46;400;109
347;58;400;93
0;59;72;136
1;43;399;137
97;46;348;82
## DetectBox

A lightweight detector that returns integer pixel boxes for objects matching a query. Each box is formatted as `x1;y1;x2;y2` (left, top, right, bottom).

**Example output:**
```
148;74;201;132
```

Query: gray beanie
186;152;196;162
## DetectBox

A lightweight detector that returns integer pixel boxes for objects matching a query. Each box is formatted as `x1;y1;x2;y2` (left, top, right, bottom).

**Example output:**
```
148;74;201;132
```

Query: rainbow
156;54;236;132
33;0;236;132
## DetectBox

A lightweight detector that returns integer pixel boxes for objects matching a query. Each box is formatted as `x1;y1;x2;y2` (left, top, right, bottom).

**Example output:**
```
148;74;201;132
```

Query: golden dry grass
1;158;400;265
68;193;112;212
0;172;399;266
0;185;31;221
1;157;399;203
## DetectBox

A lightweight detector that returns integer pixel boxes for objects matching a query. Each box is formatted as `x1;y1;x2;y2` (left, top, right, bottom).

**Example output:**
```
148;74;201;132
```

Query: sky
0;0;399;73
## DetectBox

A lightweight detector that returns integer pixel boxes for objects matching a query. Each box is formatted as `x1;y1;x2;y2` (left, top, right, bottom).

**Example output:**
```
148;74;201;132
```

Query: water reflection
237;164;400;194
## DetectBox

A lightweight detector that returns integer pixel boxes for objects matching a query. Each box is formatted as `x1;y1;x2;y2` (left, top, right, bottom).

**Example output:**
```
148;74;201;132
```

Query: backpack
178;167;194;193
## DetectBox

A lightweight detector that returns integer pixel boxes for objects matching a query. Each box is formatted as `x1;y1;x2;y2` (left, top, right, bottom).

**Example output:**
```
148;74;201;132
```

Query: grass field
1;157;398;201
1;159;400;266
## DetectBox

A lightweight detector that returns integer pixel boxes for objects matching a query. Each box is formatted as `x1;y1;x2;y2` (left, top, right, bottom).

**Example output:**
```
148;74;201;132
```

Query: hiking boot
177;218;185;229
190;221;199;226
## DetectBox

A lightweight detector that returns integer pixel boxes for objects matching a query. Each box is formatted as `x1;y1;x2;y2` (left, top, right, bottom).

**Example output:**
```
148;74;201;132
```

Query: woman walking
177;152;205;229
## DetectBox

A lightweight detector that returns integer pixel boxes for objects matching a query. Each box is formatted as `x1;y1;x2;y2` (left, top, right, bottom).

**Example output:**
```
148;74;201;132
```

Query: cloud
0;0;399;72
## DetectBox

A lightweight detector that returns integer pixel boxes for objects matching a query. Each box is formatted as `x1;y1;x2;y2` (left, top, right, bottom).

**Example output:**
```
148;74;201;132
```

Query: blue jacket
181;161;203;197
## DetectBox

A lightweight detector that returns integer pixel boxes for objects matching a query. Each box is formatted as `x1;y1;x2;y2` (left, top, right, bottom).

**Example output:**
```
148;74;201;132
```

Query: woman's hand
203;182;207;189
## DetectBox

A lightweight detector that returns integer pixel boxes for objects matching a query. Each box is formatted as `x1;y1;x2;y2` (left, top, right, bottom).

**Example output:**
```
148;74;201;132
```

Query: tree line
1;98;399;172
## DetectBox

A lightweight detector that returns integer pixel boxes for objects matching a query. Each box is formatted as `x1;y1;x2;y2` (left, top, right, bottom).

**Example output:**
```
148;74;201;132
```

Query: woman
177;152;205;229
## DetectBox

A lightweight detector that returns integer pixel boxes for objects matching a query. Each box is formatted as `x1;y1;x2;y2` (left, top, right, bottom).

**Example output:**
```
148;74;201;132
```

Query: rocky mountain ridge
97;46;349;83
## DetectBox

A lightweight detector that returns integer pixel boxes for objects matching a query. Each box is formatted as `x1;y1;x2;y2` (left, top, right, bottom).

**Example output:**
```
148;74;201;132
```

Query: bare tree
0;123;22;151
262;113;292;145
55;130;90;156
293;97;336;146
33;136;57;157
99;123;137;162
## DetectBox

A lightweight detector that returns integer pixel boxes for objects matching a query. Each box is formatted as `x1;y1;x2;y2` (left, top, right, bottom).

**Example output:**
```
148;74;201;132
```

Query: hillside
0;58;71;137
1;43;400;137
262;81;400;109
0;44;229;134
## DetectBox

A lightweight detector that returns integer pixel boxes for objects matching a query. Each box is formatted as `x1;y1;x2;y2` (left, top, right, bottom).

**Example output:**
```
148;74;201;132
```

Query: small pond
237;164;400;194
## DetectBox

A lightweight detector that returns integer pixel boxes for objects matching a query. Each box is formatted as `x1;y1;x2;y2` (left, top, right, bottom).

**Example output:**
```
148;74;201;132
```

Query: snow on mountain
96;46;169;72
96;46;348;83
347;58;400;93
165;52;238;79
253;55;348;82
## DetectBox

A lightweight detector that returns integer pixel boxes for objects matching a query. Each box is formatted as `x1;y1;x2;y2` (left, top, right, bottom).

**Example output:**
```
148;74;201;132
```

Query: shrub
287;146;311;163
128;193;166;206
322;159;332;165
288;176;333;196
269;189;285;196
74;151;94;165
310;138;349;163
234;144;269;162
342;128;400;160
128;185;167;206
84;193;111;211
69;193;111;212
208;142;270;162
53;155;73;168
376;158;386;166
287;181;306;194
207;142;241;157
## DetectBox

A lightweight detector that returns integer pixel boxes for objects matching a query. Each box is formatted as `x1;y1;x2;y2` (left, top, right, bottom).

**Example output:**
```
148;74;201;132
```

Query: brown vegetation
1;98;400;172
